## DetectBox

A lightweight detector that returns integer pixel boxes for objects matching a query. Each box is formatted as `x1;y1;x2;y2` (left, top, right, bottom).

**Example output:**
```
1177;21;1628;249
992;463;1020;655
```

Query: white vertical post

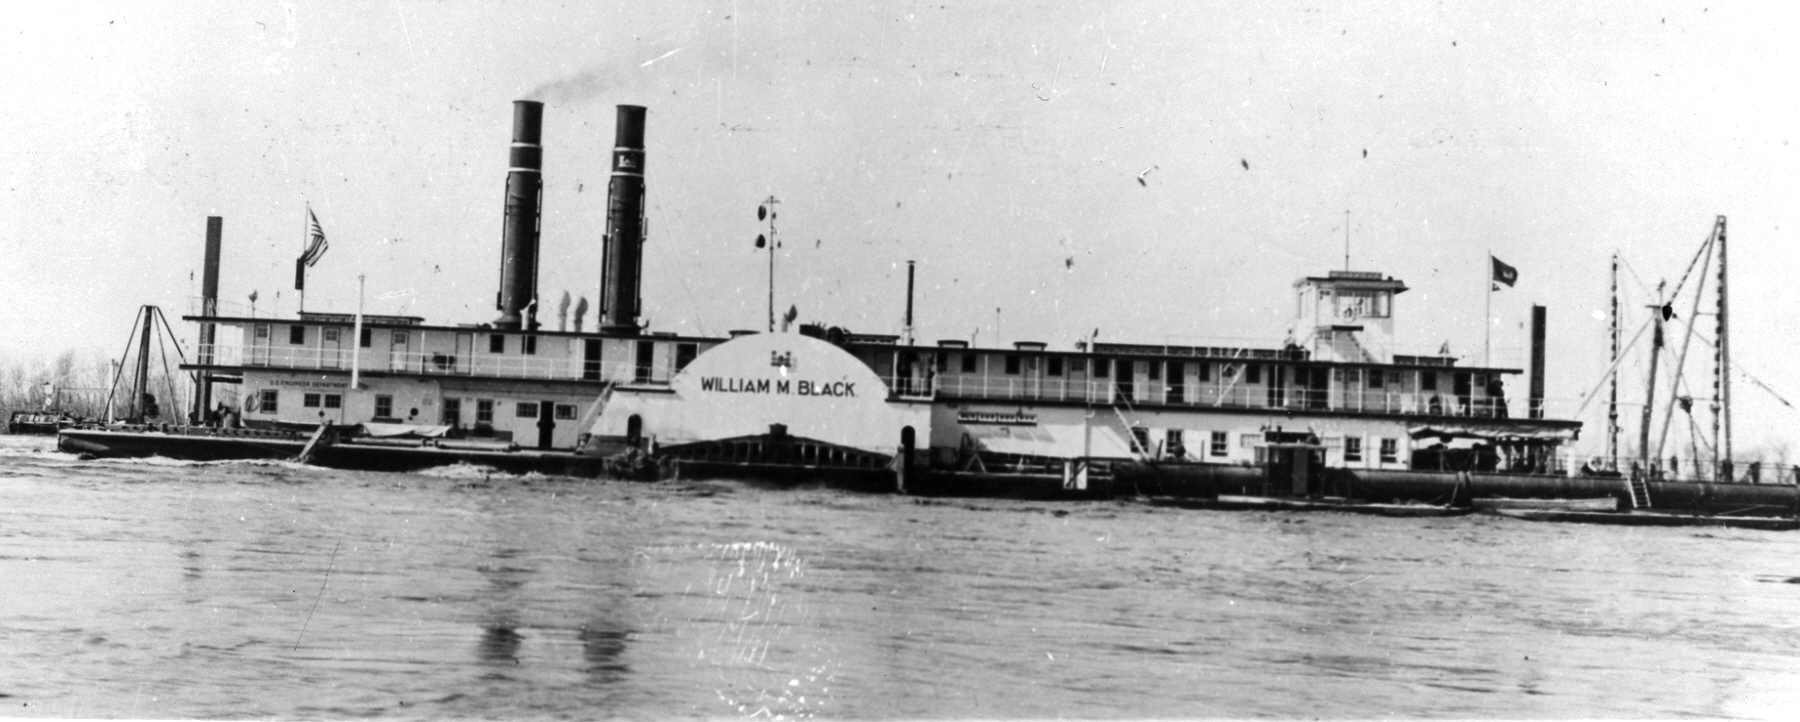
351;275;365;389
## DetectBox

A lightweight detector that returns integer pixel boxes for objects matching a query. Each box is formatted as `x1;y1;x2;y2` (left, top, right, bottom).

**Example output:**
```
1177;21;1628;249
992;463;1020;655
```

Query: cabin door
321;327;343;369
536;400;555;449
1453;372;1473;416
1308;368;1330;409
250;324;271;366
454;333;472;374
389;331;411;372
582;339;603;380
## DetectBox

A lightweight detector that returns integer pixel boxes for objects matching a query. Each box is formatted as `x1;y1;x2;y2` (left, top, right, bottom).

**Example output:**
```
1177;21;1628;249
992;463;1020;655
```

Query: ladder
1109;387;1150;460
1624;469;1652;510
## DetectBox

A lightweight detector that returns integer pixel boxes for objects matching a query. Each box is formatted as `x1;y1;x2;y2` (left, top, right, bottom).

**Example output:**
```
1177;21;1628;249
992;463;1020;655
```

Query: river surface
2;434;1799;719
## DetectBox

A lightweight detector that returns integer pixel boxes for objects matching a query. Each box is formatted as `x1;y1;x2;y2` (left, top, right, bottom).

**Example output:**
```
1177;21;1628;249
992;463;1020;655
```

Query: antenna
1343;210;1351;271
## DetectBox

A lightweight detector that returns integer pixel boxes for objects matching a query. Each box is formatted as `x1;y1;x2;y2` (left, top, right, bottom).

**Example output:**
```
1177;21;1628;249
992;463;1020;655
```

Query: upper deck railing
917;374;1539;420
192;344;677;385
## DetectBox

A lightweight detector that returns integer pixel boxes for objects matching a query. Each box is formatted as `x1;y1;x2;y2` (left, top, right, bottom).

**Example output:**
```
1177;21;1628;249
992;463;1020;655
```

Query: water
3;433;1798;719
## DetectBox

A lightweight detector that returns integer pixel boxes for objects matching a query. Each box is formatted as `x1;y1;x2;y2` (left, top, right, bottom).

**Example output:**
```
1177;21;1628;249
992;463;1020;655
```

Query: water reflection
478;624;524;665
579;623;631;682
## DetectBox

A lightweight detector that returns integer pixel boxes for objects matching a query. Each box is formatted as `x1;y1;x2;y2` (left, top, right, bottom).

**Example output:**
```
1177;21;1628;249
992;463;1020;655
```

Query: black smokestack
600;105;647;334
1529;304;1546;420
495;100;545;330
905;260;916;342
197;216;222;418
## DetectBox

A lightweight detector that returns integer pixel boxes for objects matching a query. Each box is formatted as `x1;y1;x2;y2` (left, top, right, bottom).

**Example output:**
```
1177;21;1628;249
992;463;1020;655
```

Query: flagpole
1484;251;1492;368
351;274;364;390
299;203;308;313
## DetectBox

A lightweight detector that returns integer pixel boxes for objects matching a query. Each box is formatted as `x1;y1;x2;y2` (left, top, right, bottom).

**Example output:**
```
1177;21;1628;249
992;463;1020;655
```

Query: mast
1484;251;1492;368
1607;251;1620;467
132;305;154;422
1343;210;1351;271
1639;284;1665;469
1712;215;1730;478
1656;233;1714;463
351;275;365;389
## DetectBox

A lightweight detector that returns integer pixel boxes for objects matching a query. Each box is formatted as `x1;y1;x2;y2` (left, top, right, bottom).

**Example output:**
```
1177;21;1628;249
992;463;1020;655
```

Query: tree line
0;349;194;424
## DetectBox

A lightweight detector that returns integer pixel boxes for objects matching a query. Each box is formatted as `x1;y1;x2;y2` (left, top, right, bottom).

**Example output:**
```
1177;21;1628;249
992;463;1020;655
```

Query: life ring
244;394;260;413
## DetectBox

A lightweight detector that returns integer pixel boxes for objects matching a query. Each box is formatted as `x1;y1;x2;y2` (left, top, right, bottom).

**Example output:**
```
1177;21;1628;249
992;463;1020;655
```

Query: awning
962;420;1137;459
1408;423;1578;443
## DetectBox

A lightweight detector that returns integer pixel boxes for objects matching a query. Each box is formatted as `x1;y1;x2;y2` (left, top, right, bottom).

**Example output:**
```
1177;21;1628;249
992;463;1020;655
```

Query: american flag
300;207;329;267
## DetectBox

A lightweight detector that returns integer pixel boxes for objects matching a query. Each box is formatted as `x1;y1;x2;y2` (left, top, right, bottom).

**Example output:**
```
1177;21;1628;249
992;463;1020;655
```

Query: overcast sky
4;1;1798;457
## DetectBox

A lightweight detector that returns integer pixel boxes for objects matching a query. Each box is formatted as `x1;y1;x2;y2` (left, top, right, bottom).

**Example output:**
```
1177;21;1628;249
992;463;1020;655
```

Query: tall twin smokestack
494;100;545;330
493;101;646;334
600;105;648;334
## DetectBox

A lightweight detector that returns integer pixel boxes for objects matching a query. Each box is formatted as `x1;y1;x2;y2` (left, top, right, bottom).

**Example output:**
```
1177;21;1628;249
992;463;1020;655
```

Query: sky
4;0;1799;459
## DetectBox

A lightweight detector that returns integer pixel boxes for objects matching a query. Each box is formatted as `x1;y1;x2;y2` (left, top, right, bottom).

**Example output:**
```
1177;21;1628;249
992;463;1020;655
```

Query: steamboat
56;100;1798;520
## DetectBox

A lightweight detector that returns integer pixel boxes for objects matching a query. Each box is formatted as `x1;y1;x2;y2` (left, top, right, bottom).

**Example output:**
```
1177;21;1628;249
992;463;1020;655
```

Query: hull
1119;462;1800;516
1472;497;1621;512
1492;509;1800;531
909;469;1115;500
1150;494;1472;517
58;427;607;476
670;459;899;494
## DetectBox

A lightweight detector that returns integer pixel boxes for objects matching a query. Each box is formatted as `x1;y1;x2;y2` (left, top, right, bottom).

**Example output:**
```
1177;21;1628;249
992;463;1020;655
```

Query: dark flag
1490;256;1518;289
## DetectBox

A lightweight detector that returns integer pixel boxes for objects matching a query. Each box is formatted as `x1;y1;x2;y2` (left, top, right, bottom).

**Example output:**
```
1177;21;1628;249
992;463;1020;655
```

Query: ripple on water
3;434;1799;718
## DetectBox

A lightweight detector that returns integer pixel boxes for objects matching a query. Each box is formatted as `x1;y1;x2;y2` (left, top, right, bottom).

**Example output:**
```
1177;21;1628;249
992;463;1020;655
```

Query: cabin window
374;395;393;418
675;343;698;371
303;393;321;408
935;353;949;373
555;404;578;420
489;334;506;353
523;336;538;355
254;324;270;342
1004;355;1021;375
1047;357;1063;377
1380;438;1399;463
442;398;461;426
1166;429;1185;458
1209;431;1228;457
1094;357;1111;378
323;328;341;343
1345;368;1361;388
1246;364;1261;384
1130;427;1150;454
476;399;494;424
256;389;278;413
959;353;976;373
1345;436;1363;462
289;326;306;345
1368;368;1384;389
323;394;341;409
515;402;538;418
1148;360;1161;381
1421;371;1438;391
1198;362;1211;382
392;330;409;347
359;327;372;348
